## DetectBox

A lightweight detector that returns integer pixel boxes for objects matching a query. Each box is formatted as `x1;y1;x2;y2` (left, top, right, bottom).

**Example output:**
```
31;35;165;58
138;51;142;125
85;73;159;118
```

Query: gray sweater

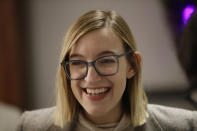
17;104;197;131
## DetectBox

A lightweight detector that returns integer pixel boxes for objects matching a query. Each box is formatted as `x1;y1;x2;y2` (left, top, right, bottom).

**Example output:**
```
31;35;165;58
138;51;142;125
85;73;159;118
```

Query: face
69;28;135;123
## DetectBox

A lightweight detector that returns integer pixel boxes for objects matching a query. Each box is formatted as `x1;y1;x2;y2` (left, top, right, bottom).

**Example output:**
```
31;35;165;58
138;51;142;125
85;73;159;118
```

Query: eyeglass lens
65;55;118;80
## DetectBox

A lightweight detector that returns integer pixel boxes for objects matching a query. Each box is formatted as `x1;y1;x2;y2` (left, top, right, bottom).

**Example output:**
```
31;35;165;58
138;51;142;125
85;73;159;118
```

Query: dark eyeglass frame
61;50;133;80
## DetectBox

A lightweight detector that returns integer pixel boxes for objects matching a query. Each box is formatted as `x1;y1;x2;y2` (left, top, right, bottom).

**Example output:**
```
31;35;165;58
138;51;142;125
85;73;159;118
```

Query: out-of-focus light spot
182;5;195;25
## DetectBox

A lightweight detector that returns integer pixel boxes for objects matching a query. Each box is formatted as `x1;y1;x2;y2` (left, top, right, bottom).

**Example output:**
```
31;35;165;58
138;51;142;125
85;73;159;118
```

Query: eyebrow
69;50;117;59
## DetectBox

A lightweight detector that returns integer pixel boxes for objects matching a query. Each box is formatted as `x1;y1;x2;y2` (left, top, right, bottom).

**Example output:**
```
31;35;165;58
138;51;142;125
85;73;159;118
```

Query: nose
84;65;102;82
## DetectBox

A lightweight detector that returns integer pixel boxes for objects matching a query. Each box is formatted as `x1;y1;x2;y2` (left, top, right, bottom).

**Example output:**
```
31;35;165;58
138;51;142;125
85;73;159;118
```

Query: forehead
69;28;124;58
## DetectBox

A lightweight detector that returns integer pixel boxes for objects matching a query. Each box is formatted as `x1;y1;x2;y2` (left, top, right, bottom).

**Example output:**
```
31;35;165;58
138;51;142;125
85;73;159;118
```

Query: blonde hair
54;9;148;128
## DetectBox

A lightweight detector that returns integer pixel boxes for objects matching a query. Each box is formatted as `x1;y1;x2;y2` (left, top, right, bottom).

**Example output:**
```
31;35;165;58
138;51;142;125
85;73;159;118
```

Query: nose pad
84;65;102;82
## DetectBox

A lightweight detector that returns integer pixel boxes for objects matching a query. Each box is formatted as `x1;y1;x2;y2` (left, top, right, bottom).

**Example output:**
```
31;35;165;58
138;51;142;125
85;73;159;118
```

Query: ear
126;51;142;79
135;51;142;63
126;67;135;79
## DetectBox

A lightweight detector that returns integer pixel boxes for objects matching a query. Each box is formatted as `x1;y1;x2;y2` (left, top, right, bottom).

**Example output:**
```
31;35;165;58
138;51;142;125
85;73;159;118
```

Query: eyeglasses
61;50;132;80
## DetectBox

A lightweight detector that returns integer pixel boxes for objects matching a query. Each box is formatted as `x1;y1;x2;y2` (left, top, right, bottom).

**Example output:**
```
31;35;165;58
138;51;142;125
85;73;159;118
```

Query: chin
83;105;107;117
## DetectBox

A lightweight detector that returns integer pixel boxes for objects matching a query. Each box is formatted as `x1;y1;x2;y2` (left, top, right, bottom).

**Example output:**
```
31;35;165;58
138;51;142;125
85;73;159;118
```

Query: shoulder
147;104;197;131
17;107;57;131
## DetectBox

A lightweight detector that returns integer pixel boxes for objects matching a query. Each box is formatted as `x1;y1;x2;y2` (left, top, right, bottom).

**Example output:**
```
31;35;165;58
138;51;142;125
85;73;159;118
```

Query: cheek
110;69;127;95
118;62;128;78
114;73;127;89
114;63;128;90
70;81;81;99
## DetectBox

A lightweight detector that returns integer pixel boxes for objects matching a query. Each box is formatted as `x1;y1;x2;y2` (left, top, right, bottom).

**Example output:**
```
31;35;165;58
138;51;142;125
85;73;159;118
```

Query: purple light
182;5;195;25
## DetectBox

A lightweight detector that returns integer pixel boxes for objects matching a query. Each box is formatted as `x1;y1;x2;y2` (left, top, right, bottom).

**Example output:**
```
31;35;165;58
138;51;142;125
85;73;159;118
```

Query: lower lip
83;89;110;101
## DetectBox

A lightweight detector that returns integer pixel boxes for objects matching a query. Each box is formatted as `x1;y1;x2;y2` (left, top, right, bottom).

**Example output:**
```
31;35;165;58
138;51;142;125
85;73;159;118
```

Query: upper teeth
86;88;108;94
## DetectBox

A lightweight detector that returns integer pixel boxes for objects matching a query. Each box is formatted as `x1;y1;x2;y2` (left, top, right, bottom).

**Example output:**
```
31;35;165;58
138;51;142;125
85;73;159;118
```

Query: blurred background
0;1;197;129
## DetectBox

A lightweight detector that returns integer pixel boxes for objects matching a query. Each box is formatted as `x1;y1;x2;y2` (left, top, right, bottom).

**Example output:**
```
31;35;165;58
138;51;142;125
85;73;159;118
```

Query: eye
97;58;116;64
70;60;84;66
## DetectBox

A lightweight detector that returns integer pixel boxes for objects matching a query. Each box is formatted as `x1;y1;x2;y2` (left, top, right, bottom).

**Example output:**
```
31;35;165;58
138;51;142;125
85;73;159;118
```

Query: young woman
18;9;197;131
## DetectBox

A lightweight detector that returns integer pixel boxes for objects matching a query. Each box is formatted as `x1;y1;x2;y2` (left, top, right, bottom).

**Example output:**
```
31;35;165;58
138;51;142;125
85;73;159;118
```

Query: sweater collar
77;111;132;131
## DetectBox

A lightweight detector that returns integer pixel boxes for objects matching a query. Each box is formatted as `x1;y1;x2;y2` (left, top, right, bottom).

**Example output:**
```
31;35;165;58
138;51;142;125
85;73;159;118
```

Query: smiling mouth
82;87;110;95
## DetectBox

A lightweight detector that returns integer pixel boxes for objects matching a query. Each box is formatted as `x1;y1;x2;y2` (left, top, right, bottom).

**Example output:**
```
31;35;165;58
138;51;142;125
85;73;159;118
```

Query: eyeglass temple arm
117;50;133;58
